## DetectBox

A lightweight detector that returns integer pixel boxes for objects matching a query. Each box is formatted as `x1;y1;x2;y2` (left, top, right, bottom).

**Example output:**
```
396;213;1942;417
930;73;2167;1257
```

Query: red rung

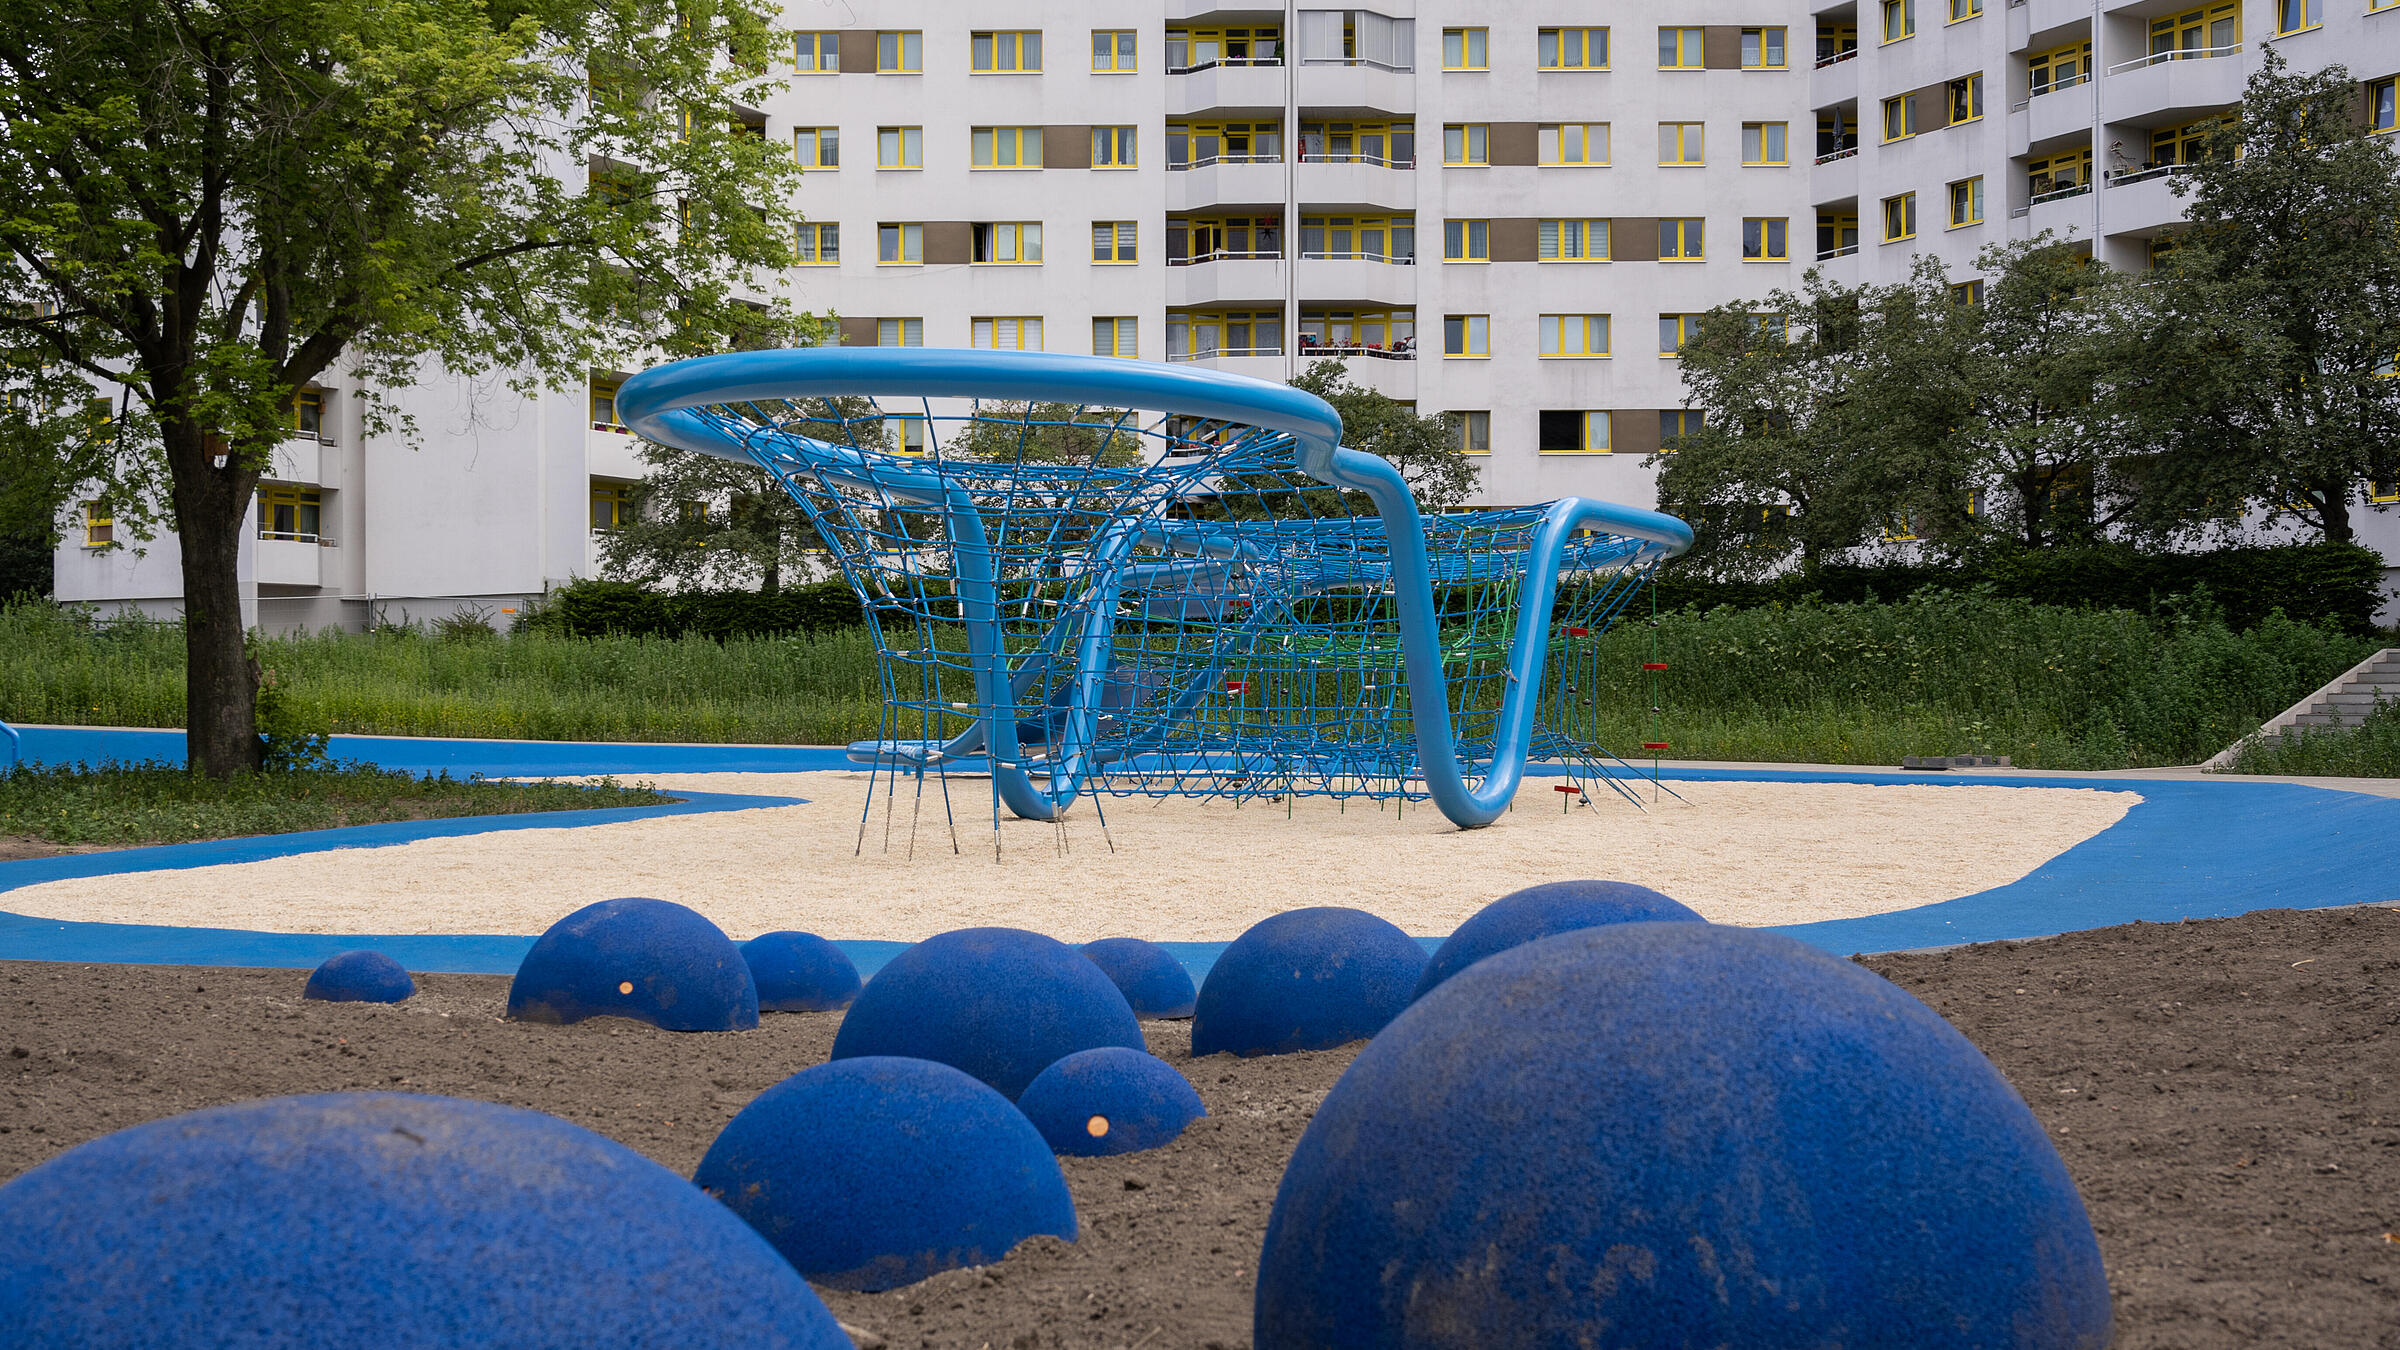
1225;681;1248;694
1642;741;1671;751
1553;784;1579;794
1565;626;1589;637
1642;662;1669;671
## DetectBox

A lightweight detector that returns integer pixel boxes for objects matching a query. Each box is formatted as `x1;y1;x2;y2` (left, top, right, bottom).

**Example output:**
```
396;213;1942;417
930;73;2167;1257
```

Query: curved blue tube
616;348;1693;829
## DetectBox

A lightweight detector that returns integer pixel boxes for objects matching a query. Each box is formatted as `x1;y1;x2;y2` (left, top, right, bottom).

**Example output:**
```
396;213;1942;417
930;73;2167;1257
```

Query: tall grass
0;595;2373;769
2224;700;2400;777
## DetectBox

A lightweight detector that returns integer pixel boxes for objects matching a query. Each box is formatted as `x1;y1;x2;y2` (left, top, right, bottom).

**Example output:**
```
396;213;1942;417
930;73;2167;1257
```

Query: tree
1288;359;1477;510
2123;49;2400;544
0;0;804;774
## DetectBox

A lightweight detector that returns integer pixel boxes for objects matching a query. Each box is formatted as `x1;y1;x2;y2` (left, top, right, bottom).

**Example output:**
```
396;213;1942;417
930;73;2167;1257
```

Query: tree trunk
2317;487;2354;544
168;426;263;777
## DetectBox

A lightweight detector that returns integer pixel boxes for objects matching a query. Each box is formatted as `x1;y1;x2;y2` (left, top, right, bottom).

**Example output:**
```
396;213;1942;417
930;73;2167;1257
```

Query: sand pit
0;773;2138;940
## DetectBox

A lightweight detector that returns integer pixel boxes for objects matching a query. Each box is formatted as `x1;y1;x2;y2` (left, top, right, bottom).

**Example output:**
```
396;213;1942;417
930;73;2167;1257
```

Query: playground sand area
3;903;2395;1349
0;772;2138;940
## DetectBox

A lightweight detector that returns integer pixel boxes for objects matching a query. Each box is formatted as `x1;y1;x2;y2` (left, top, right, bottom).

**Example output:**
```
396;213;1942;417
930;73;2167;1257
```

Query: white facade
55;0;2400;629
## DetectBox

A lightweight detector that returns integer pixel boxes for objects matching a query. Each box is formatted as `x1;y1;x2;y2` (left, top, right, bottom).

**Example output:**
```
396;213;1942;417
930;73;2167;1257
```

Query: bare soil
3;904;2396;1349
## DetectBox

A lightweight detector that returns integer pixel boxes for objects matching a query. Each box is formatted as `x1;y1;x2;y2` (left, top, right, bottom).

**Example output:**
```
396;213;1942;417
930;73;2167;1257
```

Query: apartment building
54;1;2400;629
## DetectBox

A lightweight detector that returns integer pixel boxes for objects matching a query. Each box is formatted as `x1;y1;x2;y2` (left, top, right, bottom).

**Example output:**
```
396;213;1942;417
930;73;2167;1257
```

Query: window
1301;215;1415;262
259;486;322;541
1882;192;1918;242
2372;479;2400;504
1659;27;1704;68
1659;314;1703;354
2147;236;2180;271
1539;219;1610;260
1541;27;1608;69
877;126;922;168
2028;148;2093;199
1948;73;1985;125
1166;26;1280;71
1443;219;1489;261
1538;314;1611;357
1882;96;1915;142
1168;309;1283;358
1819;24;1860;62
1742;218;1789;260
1443;124;1488;165
1539;411;1612;453
971;222;1042;263
876;31;921;73
1092;30;1136;72
1451;411;1491;454
1949;280;1985;306
1742;28;1787;68
589;481;629;532
590;378;624;430
972;317;1044;350
1093;317;1138;357
1540;123;1610;165
793;32;838;73
2151;4;2240;59
2153;115;2234;167
972;31;1043;73
794;127;838;169
82;501;112;547
1817;213;1860;258
1301;309;1415;354
1661;410;1704;446
1167;121;1283;167
1743;122;1789;164
291;388;323;435
1660;218;1705;260
893;416;928;455
1443;27;1488;69
1659;122;1705;165
1092;127;1137;167
1168;215;1281;262
878;318;925;347
2276;0;2319;32
878;222;923;264
2028;41;2092;95
1443;314;1490;357
2368;77;2397;135
1299;120;1414;165
794;222;839;264
972;127;1044;168
1949;0;1983;20
1948;177;1985;227
1092;221;1137;262
1882;0;1916;42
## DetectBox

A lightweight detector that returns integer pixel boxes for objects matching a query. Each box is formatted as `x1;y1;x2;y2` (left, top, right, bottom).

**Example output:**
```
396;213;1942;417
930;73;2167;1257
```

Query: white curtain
1297;11;1344;62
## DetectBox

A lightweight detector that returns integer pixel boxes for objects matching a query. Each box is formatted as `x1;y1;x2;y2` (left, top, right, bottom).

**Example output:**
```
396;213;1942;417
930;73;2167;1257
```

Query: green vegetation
1;595;2373;771
0;763;670;849
2224;703;2400;778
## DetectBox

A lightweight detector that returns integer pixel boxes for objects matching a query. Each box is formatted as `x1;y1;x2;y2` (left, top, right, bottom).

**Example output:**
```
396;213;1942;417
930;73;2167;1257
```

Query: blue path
4;727;2395;980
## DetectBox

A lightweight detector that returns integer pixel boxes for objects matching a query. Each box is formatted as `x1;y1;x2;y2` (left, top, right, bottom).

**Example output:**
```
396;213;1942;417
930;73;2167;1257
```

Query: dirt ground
3;904;2396;1349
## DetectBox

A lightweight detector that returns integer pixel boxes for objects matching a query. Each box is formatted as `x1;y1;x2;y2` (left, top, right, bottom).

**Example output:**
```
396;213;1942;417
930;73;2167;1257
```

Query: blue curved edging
4;725;2398;975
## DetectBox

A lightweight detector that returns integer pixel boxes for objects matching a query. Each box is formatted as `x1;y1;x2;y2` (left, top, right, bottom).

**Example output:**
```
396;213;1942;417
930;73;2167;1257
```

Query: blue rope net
669;389;1668;839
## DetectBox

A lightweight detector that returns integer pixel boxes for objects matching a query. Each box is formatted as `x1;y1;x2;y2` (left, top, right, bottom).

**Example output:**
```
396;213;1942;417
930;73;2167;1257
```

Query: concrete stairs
2202;648;2400;769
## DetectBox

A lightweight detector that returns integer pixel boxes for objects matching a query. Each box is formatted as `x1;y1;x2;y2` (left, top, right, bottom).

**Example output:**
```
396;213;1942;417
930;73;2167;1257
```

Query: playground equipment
740;930;863;1012
506;897;759;1031
1410;878;1703;1000
1015;1046;1209;1158
615;348;1693;838
1188;906;1426;1058
301;949;417;1004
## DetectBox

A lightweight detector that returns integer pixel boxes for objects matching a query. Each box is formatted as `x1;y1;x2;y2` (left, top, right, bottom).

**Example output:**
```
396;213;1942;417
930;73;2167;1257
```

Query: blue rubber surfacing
2;726;2395;975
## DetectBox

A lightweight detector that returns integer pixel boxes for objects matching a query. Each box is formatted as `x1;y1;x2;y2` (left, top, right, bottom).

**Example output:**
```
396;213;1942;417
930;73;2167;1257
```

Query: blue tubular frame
616;348;1693;829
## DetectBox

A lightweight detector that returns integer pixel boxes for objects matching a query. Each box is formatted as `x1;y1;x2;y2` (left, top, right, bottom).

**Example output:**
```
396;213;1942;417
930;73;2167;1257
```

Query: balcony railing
1166;249;1284;266
1815;243;1861;261
1167;153;1284;170
2028;182;2093;205
1296;337;1415;360
1168;56;1283;75
1814;48;1858;69
2029;72;2091;99
1298;249;1415;265
2108;41;2242;76
1298;150;1416;169
1165;345;1284;362
2108;162;2191;187
1815;144;1859;165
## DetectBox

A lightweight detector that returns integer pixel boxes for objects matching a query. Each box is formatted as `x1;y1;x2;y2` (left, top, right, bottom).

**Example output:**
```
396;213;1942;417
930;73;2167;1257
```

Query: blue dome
0;1092;849;1350
694;1056;1076;1291
1080;937;1198;1019
742;931;863;1012
301;949;416;1003
1017;1047;1207;1156
830;927;1142;1098
1414;879;1703;999
1190;907;1425;1057
507;897;758;1032
1255;923;2112;1349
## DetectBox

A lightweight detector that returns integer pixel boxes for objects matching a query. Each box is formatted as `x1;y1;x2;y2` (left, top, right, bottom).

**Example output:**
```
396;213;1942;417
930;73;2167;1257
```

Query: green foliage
0;762;670;847
252;665;334;772
1288;360;1478;510
944;402;1145;467
517;577;866;640
2226;700;2400;777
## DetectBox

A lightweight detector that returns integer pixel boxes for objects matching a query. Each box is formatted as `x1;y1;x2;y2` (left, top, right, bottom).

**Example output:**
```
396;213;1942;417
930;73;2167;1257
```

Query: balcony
1295;254;1419;308
1168;62;1287;117
1292;346;1415;399
1166;256;1286;308
1811;51;1858;109
1811;151;1858;208
2103;166;2194;235
265;433;337;488
2024;0;2089;38
586;423;647;480
2019;77;2094;153
1297;156;1416;211
1166;157;1288;212
1164;352;1290;387
254;537;327;588
2023;181;2096;235
2104;45;2244;128
1294;62;1416;115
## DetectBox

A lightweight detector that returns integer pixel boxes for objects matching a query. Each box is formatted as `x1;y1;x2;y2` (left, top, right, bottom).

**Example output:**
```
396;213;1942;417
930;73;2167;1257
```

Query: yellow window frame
2372;78;2397;135
1949;73;1985;125
1540;123;1610;165
1539;218;1610;260
1300;215;1414;262
875;31;921;73
1538;314;1611;357
1440;313;1488;357
2028;41;2091;94
1882;95;1916;142
1092;126;1137;168
1541;411;1613;454
1092;221;1137;263
794;222;839;264
971;30;1043;73
2274;0;2319;35
1093;317;1138;357
1742;217;1789;260
1451;411;1491;455
972;316;1045;350
1743;121;1790;165
589;480;630;532
1659;27;1704;68
1948;177;1985;227
794;126;838;169
82;501;113;547
1883;192;1918;241
1742;27;1788;68
1660;314;1704;353
971;221;1042;264
1659;122;1705;165
1948;0;1983;21
877;222;924;265
1540;27;1608;69
1443;27;1488;69
877;126;922;169
877;318;924;347
1881;0;1917;42
1091;30;1136;72
792;32;838;73
972;126;1043;169
1442;124;1488;165
1443;219;1490;261
259;485;323;541
1661;218;1705;260
2029;147;2093;195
